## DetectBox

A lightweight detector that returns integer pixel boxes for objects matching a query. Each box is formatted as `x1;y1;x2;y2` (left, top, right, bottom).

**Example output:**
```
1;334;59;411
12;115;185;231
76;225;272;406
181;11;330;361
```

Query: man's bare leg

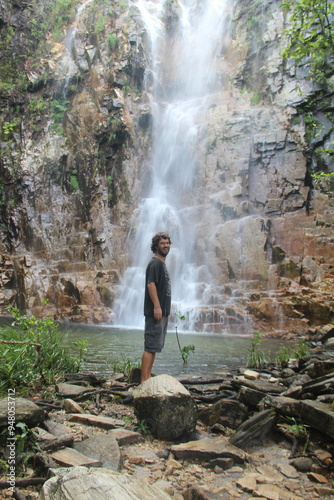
141;351;155;383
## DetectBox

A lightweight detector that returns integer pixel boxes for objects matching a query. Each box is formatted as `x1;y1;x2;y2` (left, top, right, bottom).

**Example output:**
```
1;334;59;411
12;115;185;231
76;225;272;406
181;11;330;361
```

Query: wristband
154;306;161;309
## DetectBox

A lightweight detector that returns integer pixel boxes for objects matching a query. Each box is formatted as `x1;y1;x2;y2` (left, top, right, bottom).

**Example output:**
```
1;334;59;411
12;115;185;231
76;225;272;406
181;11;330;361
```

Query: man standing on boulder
141;232;172;383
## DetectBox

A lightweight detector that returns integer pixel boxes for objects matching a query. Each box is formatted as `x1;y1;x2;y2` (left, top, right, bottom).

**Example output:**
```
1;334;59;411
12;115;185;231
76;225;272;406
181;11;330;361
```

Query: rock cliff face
0;0;333;334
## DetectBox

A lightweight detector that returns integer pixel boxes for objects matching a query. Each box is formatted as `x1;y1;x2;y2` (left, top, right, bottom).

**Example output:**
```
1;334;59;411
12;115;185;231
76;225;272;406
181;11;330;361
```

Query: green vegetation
247;334;310;369
276;339;310;366
51;0;78;42
112;354;141;380
70;172;80;191
312;171;334;190
95;15;108;34
0;307;87;395
246;332;267;369
107;32;119;50
175;313;196;364
282;0;334;86
50;98;70;135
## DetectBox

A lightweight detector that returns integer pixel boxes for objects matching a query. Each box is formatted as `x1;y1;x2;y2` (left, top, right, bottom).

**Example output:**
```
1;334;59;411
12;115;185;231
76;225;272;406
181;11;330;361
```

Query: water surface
63;325;289;378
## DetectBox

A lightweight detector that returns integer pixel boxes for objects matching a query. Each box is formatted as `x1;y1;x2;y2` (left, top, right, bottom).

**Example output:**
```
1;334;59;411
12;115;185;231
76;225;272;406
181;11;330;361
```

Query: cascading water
60;0;94;91
114;0;232;330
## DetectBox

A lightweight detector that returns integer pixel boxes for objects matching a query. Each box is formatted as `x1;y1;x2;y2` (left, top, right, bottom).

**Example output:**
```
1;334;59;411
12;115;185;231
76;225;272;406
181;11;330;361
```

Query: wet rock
40;466;172;499
299;400;334;439
229;409;276;450
198;399;248;429
237;386;267;407
0;397;45;428
133;374;197;440
231;376;285;395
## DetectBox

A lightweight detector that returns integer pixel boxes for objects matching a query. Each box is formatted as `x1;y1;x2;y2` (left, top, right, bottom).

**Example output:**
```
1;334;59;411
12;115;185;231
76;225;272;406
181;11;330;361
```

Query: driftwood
34;400;62;409
0;339;41;349
179;377;226;385
0;478;46;489
40;435;75;452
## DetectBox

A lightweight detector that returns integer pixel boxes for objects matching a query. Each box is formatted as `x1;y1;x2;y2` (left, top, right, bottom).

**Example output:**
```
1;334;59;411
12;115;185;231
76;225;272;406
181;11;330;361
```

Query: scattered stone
56;383;94;398
44;420;75;445
67;413;122;429
277;463;300;479
315;486;334;497
244;369;261;380
0;397;45;428
74;433;122;470
256;464;284;482
40;466;172;499
133;374;197;440
107;428;144;446
253;483;303;500
292;457;314;472
231;376;285;395
236;472;257;492
170;437;247;463
50;447;102;467
206;457;234;471
307;472;329;484
63;398;85;413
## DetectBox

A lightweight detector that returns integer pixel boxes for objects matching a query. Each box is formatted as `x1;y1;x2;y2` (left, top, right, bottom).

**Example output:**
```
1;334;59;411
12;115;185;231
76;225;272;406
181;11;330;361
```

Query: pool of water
61;325;290;378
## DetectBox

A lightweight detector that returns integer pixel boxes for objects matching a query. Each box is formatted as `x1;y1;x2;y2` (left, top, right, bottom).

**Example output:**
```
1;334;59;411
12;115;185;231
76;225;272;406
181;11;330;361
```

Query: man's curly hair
151;232;172;253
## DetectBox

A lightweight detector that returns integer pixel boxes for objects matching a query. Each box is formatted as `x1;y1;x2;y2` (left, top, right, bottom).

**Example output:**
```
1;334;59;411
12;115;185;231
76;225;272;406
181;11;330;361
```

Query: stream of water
113;0;233;331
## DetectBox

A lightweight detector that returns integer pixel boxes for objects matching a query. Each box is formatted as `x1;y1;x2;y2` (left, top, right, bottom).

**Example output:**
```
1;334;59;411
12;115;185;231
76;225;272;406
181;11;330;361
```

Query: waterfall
60;0;94;91
113;0;232;331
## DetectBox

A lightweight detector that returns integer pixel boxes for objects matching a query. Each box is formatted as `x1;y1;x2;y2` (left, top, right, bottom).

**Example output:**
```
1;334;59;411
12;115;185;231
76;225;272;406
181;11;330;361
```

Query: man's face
156;238;171;258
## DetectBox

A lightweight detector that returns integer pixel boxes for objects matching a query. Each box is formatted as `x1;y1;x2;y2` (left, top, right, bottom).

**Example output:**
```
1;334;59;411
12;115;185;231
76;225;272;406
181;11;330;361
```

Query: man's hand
154;306;162;321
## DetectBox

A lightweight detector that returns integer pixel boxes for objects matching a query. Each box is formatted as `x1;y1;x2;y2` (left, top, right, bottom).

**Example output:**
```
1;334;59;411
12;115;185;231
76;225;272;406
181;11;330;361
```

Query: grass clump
246;332;267;369
112;354;141;381
0;307;87;395
276;340;310;367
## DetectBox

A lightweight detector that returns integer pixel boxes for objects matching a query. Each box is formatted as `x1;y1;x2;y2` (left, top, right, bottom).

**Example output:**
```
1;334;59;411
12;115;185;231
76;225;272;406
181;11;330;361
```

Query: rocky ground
1;333;334;499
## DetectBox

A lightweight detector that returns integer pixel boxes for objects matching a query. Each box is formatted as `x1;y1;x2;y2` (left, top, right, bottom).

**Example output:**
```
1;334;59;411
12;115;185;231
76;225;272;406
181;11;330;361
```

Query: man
141;232;172;383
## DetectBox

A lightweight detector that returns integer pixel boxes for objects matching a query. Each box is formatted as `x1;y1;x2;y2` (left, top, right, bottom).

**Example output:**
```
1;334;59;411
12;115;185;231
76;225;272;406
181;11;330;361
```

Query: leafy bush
282;0;334;86
0;307;87;394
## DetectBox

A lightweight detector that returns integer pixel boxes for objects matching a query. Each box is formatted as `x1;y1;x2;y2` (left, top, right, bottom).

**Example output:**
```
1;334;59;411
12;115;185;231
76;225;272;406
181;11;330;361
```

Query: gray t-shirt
144;257;171;317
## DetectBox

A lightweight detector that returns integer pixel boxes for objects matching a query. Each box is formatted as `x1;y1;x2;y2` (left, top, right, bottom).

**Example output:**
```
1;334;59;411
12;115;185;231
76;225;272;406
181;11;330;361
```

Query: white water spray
114;0;232;330
61;0;94;91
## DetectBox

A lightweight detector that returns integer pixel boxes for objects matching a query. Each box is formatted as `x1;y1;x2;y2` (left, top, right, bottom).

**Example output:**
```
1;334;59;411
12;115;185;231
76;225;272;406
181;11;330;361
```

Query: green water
62;325;289;378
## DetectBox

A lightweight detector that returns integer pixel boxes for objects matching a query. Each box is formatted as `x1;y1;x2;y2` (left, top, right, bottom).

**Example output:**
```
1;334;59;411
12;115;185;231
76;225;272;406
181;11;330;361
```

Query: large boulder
0;397;46;428
133;374;197;440
39;466;171;499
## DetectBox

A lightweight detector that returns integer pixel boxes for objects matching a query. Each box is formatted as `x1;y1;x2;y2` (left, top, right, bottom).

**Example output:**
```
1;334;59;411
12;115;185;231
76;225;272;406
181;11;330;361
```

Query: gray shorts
144;316;168;353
